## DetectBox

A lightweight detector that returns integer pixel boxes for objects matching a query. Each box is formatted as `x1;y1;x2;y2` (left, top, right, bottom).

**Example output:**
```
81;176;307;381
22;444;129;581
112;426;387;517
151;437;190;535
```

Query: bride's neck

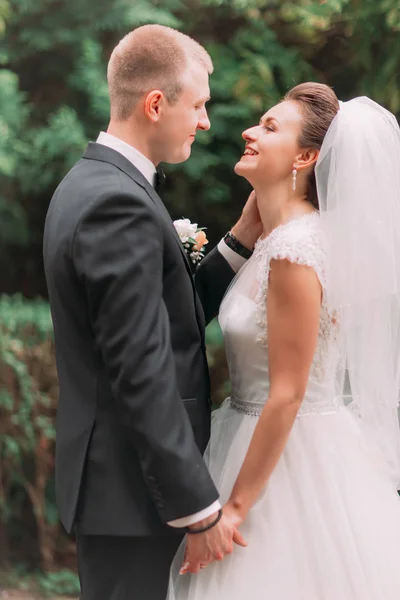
254;182;313;240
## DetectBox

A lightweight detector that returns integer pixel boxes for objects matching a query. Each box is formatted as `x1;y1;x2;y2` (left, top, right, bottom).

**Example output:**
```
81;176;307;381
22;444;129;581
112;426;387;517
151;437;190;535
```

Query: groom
43;25;260;600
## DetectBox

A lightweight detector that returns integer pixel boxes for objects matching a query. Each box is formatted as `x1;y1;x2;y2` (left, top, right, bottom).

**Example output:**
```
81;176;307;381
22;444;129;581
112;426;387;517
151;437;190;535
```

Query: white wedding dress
168;212;400;600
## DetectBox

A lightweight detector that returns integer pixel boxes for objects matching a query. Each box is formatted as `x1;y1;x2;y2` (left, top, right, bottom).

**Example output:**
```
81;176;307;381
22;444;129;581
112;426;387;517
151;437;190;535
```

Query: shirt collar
96;132;156;186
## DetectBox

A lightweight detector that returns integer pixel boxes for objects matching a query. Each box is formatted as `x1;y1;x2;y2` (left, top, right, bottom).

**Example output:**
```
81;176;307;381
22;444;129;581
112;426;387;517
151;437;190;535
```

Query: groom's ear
144;90;166;122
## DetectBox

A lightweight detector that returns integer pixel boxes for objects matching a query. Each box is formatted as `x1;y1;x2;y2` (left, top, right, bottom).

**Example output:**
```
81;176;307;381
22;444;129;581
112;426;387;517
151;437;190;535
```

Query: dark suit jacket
43;143;236;536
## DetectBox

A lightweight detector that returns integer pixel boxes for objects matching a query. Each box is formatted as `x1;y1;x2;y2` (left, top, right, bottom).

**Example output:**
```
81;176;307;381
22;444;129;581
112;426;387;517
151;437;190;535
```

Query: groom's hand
231;190;262;251
180;511;247;575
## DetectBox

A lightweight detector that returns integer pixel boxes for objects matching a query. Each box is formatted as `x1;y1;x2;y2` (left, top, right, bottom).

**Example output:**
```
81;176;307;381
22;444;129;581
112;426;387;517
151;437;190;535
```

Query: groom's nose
197;107;211;131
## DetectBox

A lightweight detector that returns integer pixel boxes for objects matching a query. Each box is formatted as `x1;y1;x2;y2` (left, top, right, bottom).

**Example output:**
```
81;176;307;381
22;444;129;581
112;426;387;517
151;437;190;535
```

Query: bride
168;82;400;599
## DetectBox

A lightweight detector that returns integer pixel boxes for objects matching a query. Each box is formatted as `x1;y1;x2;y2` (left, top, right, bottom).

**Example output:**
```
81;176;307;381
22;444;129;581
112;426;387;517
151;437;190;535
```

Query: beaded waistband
229;395;341;418
229;396;264;417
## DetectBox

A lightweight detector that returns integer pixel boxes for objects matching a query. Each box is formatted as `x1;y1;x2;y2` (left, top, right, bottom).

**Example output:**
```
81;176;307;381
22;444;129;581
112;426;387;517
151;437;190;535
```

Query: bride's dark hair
284;82;340;210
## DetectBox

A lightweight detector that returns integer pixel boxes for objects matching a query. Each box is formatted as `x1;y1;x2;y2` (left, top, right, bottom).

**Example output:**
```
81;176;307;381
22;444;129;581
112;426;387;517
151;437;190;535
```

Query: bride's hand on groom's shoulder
180;510;247;575
231;191;263;251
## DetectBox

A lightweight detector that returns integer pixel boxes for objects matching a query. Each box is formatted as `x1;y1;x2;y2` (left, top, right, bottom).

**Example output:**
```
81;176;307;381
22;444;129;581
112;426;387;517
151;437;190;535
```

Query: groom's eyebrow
201;95;211;103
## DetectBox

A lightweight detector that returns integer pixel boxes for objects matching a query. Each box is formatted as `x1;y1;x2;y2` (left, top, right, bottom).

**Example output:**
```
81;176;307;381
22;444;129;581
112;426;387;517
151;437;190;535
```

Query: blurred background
0;0;399;596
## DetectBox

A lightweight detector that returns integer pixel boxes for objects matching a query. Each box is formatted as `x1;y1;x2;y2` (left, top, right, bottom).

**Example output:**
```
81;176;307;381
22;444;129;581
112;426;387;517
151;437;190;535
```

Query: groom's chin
169;147;192;165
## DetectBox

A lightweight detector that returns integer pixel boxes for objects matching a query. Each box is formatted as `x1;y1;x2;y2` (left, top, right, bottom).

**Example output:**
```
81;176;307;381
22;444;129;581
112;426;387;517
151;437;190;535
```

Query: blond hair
107;25;213;121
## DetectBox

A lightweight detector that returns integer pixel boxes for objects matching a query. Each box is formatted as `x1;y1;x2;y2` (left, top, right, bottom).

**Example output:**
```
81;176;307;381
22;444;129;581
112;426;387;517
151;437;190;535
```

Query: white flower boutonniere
173;218;209;264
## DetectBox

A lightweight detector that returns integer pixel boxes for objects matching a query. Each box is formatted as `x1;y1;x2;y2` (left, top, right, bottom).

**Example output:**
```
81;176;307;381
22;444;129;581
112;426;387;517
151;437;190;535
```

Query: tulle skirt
168;400;400;600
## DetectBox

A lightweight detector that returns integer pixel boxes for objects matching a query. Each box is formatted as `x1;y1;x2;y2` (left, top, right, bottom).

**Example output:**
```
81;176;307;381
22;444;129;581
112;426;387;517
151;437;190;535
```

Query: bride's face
235;100;304;186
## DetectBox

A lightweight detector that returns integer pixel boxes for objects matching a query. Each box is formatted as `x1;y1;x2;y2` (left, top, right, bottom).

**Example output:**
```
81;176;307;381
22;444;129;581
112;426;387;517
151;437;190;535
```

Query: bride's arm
225;258;322;524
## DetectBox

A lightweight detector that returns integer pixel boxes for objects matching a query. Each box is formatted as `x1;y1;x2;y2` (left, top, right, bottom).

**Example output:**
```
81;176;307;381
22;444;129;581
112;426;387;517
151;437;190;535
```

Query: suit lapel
82;143;206;339
142;183;195;276
83;143;193;274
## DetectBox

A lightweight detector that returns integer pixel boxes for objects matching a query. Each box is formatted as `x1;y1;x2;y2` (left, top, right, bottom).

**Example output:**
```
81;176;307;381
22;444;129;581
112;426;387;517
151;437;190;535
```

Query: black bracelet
185;508;223;534
224;231;253;259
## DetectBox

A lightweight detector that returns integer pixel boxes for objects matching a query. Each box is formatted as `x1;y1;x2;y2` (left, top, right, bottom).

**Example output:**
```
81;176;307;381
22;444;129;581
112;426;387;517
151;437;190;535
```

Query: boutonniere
173;218;209;264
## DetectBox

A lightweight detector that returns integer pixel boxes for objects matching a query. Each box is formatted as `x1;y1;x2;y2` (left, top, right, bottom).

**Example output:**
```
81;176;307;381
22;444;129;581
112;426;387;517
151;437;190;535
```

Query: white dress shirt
96;131;246;527
97;132;156;185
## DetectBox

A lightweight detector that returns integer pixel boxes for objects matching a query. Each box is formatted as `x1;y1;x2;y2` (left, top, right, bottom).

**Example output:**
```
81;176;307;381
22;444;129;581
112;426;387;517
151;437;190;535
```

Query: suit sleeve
73;190;219;523
195;246;236;324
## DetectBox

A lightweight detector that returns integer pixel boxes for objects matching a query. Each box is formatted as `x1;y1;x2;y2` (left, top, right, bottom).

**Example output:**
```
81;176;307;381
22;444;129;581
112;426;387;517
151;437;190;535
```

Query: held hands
180;509;247;575
222;501;245;529
231;191;263;252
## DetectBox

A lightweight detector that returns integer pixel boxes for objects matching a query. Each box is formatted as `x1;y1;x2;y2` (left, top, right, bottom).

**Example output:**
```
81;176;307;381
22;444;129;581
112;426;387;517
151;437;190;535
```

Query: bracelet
224;231;253;259
185;508;223;534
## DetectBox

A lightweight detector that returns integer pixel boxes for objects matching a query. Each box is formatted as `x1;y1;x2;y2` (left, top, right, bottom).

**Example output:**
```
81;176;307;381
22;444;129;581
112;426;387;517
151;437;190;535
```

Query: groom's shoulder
45;156;157;251
52;153;149;214
59;151;141;194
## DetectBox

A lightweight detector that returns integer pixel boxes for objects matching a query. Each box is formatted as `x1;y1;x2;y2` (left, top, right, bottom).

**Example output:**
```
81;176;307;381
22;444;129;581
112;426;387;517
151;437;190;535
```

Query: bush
0;294;74;573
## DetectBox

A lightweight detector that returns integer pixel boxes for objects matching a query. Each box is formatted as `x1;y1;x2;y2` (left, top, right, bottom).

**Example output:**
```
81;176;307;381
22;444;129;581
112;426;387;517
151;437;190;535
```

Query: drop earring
292;165;297;191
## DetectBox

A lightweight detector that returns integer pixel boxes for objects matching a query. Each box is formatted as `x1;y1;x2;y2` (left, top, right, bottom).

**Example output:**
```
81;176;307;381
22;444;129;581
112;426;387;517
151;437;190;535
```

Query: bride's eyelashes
258;123;275;133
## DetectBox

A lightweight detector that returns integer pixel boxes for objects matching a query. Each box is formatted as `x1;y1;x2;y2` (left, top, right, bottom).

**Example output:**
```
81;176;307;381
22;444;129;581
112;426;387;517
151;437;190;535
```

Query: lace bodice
219;213;340;417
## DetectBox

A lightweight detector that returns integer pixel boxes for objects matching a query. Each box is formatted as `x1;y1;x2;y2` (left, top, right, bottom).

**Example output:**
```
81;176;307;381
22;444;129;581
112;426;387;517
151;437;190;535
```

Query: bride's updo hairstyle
284;83;340;210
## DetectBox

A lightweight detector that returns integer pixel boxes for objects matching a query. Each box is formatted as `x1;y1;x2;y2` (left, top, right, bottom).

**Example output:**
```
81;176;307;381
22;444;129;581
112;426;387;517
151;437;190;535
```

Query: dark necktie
154;166;166;193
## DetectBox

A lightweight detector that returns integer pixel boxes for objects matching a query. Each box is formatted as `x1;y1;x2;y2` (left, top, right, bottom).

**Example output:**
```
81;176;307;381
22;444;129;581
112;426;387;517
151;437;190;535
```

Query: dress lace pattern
218;212;341;420
253;213;337;383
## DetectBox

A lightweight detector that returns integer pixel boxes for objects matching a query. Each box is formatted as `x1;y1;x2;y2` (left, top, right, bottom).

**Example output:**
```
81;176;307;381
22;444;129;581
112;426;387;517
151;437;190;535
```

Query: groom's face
156;61;211;164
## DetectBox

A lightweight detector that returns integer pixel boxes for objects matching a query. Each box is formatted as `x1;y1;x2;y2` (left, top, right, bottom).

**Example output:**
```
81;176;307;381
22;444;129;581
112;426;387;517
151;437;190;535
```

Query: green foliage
0;567;80;597
0;70;30;246
0;294;53;340
0;295;60;571
21;107;87;195
205;318;224;348
206;319;231;406
36;569;80;597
